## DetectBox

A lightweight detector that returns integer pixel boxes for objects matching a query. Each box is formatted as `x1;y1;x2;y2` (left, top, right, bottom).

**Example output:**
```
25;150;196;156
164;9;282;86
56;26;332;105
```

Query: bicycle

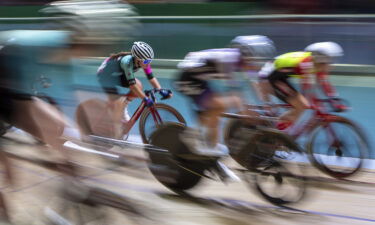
76;89;186;144
224;98;370;179
145;121;307;206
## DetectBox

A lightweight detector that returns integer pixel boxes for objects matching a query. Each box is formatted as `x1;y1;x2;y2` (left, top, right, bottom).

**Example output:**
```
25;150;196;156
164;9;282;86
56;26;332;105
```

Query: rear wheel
252;161;306;206
239;128;306;205
75;99;116;139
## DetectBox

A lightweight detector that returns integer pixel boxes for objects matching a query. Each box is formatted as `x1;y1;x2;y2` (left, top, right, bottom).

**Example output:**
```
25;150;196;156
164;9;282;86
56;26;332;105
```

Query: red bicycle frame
88;89;167;138
120;90;164;136
242;98;344;143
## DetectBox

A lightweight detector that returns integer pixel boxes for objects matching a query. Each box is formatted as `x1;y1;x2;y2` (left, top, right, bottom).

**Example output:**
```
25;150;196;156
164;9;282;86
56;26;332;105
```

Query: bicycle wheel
307;116;370;179
223;119;257;146
147;123;203;191
139;103;186;144
75;99;116;139
252;161;306;206
241;128;306;205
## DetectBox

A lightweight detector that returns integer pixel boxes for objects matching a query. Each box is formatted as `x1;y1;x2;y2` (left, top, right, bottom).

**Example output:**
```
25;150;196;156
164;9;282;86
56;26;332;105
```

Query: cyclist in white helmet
176;35;275;156
258;41;345;130
97;41;172;139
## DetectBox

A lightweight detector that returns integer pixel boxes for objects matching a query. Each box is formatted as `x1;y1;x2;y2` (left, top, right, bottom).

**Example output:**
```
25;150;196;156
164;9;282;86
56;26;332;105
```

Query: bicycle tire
242;128;306;205
75;100;95;137
252;161;306;206
223;118;257;152
75;99;118;139
139;103;186;144
147;123;203;191
306;116;370;179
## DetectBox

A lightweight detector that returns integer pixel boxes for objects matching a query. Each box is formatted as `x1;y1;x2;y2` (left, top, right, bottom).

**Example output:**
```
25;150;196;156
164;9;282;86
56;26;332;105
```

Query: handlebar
144;88;172;101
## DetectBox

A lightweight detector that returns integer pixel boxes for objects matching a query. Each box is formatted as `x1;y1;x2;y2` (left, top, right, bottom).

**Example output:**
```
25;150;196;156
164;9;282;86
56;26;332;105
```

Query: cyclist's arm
316;72;337;97
144;64;161;89
299;59;316;100
129;83;146;99
120;56;146;99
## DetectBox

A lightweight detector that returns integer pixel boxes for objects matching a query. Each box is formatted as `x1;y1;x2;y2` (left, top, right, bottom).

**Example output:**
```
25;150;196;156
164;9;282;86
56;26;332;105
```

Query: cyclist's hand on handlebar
329;97;347;112
159;89;173;100
143;97;154;107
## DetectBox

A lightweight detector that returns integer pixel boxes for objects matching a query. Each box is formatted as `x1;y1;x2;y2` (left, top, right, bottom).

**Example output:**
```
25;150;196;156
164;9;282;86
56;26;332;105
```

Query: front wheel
307;116;370;179
139;103;186;144
240;128;307;205
252;161;306;206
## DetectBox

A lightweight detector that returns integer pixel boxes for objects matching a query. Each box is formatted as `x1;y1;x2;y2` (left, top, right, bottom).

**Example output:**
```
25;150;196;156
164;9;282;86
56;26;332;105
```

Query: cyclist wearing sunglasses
97;41;172;139
258;42;345;130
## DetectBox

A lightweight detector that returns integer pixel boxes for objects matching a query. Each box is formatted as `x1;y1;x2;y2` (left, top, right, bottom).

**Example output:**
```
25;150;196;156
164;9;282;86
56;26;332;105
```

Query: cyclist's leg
11;97;69;161
199;93;242;147
268;71;309;126
281;93;309;122
108;79;143;139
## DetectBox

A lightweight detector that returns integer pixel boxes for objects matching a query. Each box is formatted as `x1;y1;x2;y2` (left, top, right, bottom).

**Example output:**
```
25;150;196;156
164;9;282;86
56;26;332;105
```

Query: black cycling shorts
175;70;217;108
267;70;298;102
0;89;32;123
98;73;133;96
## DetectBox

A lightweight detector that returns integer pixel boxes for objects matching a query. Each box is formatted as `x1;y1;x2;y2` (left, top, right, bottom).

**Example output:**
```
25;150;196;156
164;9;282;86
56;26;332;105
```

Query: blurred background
2;0;375;61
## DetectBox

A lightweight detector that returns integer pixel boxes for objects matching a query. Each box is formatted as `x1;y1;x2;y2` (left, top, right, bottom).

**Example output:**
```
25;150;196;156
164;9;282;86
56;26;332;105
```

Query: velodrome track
1;129;375;225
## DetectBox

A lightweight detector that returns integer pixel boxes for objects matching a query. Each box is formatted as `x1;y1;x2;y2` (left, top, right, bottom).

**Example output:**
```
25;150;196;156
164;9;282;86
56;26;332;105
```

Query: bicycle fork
150;107;163;125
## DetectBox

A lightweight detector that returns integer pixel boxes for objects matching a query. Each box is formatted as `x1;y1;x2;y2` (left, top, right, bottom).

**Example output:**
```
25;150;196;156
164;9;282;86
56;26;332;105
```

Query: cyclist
258;42;346;130
97;41;172;139
176;35;276;156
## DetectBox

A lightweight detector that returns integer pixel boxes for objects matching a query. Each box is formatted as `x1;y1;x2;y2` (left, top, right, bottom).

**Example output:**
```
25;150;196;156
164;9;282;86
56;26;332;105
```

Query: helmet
305;42;343;63
230;35;276;60
40;0;140;44
131;41;154;60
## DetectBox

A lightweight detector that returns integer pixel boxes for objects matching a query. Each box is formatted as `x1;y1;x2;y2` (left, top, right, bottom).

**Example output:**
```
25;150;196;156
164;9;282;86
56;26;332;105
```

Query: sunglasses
143;59;152;64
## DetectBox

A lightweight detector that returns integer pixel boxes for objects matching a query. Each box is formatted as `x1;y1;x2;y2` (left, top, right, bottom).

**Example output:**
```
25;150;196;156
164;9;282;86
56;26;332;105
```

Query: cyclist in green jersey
97;42;172;139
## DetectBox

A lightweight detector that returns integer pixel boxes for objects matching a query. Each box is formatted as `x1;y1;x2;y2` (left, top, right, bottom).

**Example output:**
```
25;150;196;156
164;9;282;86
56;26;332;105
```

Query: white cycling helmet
305;42;343;63
40;0;140;44
131;41;154;60
230;35;276;60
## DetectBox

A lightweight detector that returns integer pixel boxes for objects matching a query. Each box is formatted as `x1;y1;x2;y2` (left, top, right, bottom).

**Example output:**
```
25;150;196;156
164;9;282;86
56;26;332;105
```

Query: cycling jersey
0;30;70;122
97;54;154;94
260;51;337;100
176;48;242;107
178;48;241;74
